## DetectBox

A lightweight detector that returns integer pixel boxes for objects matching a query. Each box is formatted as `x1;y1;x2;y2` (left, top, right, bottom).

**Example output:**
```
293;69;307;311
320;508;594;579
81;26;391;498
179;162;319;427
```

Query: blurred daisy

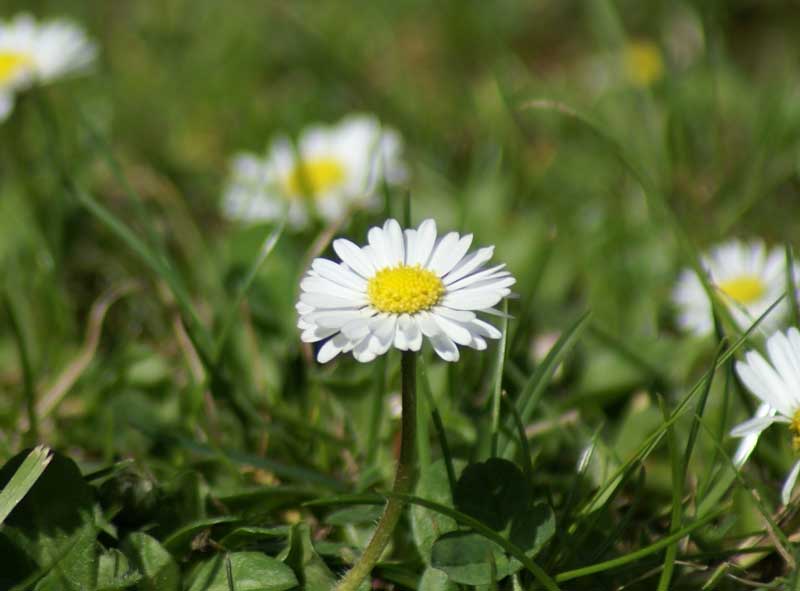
222;114;406;229
0;13;97;121
672;240;792;336
730;328;800;504
297;218;514;363
623;39;664;87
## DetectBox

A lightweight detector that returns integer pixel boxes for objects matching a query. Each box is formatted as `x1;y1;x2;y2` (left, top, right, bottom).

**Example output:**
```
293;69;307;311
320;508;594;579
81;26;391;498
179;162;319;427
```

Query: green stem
335;352;417;591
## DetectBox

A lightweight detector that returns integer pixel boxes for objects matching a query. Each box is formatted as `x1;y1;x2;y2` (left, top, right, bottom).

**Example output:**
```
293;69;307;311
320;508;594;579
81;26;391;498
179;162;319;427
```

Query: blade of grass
0;445;52;525
520;100;740;335
418;356;457;498
581;296;782;515
695;416;794;558
500;310;591;459
490;300;509;456
501;392;534;481
213;222;284;362
554;508;726;583
655;394;681;591
657;343;722;590
3;291;37;444
72;185;214;365
366;356;387;466
71;100;164;251
786;244;799;328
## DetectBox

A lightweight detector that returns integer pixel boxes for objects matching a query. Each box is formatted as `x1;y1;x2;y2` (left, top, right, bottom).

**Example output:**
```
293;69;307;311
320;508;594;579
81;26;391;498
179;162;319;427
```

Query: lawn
2;1;800;589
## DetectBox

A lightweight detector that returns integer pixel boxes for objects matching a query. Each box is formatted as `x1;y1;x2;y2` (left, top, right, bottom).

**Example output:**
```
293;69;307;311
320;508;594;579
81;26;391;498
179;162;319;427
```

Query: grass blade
73;185;214;365
0;445;53;525
490;299;509;456
214;221;284;361
500;310;592;459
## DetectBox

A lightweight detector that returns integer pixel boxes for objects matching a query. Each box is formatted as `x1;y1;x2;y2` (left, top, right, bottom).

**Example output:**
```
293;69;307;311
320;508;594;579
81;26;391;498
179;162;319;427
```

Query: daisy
672;240;792;336
297;218;514;363
222;114;406;229
623;39;664;87
730;328;800;504
0;13;97;121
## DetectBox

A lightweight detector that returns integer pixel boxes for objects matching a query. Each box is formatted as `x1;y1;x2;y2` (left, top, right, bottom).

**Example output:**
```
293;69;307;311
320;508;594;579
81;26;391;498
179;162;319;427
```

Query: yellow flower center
367;265;444;314
624;40;664;87
284;158;346;199
0;51;33;86
791;409;800;452
718;276;766;305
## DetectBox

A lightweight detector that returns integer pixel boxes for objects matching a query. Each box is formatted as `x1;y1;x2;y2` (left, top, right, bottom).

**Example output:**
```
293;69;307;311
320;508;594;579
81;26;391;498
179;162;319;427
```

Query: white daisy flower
730;328;800;504
297;218;514;363
672;240;792;336
0;13;97;121
222;114;406;229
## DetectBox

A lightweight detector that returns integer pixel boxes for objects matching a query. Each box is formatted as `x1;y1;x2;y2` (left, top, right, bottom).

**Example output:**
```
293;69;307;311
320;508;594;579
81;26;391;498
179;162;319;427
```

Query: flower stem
335;351;417;591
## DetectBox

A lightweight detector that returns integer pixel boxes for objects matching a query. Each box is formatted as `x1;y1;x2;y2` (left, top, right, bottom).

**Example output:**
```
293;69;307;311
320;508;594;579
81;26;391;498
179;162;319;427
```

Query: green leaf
121;532;180;591
0;449;98;587
95;548;142;590
278;523;336;591
454;458;531;532
430;500;555;586
412;459;461;564
162;516;240;554
419;567;458;591
431;531;516;585
324;505;384;526
0;445;52;525
187;552;298;591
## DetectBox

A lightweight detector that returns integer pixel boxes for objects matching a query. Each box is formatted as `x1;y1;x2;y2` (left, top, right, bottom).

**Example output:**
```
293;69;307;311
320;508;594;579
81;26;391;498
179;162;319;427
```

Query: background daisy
0;13;96;121
297;218;514;363
672;240;792;336
730;328;800;504
222;114;406;229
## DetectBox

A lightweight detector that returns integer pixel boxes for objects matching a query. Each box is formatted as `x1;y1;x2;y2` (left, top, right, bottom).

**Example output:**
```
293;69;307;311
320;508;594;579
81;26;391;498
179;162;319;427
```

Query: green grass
3;0;800;589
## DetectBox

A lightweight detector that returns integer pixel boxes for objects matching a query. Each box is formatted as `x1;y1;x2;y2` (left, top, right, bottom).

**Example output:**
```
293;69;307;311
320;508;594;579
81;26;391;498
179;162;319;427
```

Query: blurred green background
3;0;800;588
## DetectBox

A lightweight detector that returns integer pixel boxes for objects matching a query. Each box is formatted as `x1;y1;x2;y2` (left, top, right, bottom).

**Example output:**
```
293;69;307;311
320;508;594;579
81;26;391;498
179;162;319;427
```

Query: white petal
300;292;364;309
341;316;373;340
429;332;460;362
432;313;473;346
729;414;787;438
449;275;516;293
410;219;437;266
399;314;423;351
368;226;390;268
383;219;405;266
317;333;351;363
353;334;378;363
444;263;507;289
332;240;376;279
782;459;800;505
306;309;368;329
468;334;488;350
442;246;495;285
431;306;477;323
429;233;473;277
466;318;502;340
300;276;367;302
427;232;460;275
403;229;418;268
735;357;794;417
732;403;777;468
767;331;800;409
300;326;339;343
441;289;507;311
